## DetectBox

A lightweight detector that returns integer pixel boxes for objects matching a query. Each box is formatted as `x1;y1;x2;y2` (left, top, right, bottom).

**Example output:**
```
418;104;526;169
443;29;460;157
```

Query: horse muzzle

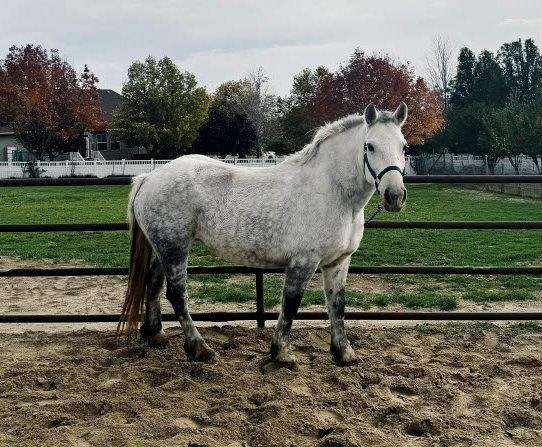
383;187;407;212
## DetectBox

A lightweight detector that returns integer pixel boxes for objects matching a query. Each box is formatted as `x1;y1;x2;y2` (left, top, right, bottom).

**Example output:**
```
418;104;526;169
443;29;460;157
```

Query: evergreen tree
499;38;542;101
449;47;476;107
472;50;507;105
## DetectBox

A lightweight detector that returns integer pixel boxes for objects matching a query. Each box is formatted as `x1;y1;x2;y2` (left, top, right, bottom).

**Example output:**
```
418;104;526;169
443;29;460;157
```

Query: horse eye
367;143;375;152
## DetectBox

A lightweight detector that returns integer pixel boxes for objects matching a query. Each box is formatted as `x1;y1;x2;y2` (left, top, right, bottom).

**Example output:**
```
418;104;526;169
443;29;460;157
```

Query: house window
96;133;108;152
111;140;121;150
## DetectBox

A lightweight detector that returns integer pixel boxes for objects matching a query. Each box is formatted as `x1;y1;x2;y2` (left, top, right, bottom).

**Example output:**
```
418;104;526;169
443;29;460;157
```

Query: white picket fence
0;157;288;179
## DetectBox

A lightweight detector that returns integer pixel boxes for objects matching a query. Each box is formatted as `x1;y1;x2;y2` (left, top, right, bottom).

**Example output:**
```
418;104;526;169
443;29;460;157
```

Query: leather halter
363;142;405;194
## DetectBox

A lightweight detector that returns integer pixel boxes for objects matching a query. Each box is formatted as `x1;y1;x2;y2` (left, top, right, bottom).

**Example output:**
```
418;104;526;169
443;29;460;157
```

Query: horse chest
319;216;364;266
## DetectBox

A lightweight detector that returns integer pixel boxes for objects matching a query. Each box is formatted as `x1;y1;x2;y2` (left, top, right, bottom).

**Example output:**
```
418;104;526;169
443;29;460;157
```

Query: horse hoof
334;354;360;367
266;344;298;371
141;331;169;349
273;350;297;364
185;339;217;363
331;345;360;367
149;332;170;349
259;354;298;373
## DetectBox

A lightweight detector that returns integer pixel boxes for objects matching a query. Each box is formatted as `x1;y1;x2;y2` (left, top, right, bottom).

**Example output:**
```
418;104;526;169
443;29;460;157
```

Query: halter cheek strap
363;142;404;194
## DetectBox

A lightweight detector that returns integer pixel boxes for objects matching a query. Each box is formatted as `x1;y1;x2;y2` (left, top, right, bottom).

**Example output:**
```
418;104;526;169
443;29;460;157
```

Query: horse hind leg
139;257;168;348
163;250;217;363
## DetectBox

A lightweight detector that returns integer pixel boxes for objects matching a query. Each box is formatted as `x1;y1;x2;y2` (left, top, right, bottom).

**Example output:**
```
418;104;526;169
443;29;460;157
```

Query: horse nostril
384;188;392;204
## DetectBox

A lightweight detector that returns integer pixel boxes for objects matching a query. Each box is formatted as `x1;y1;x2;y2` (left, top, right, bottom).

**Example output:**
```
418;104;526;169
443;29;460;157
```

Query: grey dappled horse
119;103;409;366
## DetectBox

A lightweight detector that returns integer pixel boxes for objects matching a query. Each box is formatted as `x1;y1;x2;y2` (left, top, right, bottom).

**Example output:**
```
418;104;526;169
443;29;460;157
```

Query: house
0;89;148;161
0;125;25;161
86;89;148;160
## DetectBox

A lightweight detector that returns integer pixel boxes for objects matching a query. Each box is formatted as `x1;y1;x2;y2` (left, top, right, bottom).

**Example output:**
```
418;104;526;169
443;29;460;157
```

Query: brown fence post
255;272;265;328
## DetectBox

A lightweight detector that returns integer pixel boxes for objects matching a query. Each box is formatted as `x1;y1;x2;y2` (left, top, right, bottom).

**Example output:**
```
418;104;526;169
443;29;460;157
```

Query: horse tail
117;174;152;338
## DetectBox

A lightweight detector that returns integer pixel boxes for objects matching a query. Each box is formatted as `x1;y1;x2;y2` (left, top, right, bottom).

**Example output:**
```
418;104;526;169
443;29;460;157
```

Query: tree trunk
531;155;542;174
485;156;499;175
507;156;520;175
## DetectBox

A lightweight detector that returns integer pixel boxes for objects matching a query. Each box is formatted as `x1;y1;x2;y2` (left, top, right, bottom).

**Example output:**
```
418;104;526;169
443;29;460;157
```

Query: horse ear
364;104;378;126
394;102;408;126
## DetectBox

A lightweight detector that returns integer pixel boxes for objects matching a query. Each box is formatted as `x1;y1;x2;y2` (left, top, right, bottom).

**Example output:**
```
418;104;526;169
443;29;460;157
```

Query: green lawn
0;184;541;310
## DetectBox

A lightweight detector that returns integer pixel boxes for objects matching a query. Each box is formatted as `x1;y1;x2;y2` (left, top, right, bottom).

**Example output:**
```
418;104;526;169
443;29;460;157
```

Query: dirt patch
0;257;258;318
308;272;394;294
0;325;541;446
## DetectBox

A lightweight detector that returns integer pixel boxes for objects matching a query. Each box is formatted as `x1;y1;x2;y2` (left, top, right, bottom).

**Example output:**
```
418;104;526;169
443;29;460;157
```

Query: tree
212;80;251;117
0;45;103;160
479;105;519;173
243;68;278;154
443;103;504;173
279;66;331;152
449;47;476;107
308;50;443;145
111;56;209;158
192;108;257;158
194;79;261;157
435;39;542;173
472;50;507;105
524;97;542;172
426;35;455;113
499;38;542;102
498;98;542;173
210;70;282;156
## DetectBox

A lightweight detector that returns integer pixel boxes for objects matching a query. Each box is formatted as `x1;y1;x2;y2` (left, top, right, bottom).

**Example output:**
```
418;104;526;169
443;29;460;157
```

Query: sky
2;1;542;96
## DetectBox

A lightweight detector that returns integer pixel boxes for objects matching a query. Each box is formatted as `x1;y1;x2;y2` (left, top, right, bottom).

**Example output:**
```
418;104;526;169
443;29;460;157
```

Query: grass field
0;184;541;310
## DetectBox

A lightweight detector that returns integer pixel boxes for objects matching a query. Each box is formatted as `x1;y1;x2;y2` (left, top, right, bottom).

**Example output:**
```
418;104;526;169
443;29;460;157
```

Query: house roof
97;89;124;125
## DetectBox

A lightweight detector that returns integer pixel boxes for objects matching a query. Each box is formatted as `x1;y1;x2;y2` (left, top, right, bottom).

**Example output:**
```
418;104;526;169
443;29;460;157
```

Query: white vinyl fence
410;153;541;175
0;158;288;179
1;155;538;180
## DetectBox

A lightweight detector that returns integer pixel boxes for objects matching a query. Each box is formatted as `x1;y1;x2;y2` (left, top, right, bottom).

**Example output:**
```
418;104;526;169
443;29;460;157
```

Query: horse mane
284;110;400;165
286;114;365;165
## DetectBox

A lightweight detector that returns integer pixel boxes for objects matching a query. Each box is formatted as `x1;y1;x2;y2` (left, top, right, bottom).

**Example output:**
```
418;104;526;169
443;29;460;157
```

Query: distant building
0;125;24;161
0;89;148;161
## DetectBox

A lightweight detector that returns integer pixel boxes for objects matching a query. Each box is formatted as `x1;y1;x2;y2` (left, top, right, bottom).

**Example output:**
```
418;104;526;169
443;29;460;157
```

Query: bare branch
426;35;456;112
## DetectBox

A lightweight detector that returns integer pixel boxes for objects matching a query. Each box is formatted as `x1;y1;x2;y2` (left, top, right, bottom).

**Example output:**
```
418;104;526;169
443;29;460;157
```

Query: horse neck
315;123;374;210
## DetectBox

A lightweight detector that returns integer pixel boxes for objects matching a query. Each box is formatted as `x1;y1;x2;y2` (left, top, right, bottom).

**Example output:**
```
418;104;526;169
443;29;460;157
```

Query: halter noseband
363;142;405;194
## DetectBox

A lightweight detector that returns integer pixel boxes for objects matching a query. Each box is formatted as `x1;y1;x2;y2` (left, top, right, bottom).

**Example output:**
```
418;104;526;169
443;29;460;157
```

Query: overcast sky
2;1;541;96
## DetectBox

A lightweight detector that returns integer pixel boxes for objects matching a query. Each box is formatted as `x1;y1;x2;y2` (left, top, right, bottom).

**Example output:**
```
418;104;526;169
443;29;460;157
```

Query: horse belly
195;208;289;268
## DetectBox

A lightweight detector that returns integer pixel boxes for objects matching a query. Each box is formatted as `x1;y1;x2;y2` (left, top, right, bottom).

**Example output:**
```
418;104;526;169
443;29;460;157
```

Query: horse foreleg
165;258;216;363
323;257;359;366
140;257;167;348
270;261;317;363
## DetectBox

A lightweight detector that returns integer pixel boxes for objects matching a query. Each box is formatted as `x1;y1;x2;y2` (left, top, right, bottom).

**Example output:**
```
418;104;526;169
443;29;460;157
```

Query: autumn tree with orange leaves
0;45;104;160
281;50;443;151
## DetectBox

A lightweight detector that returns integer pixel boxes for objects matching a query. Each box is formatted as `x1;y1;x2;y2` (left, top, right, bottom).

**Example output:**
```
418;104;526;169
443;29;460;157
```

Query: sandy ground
0;325;541;446
1;257;542;446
